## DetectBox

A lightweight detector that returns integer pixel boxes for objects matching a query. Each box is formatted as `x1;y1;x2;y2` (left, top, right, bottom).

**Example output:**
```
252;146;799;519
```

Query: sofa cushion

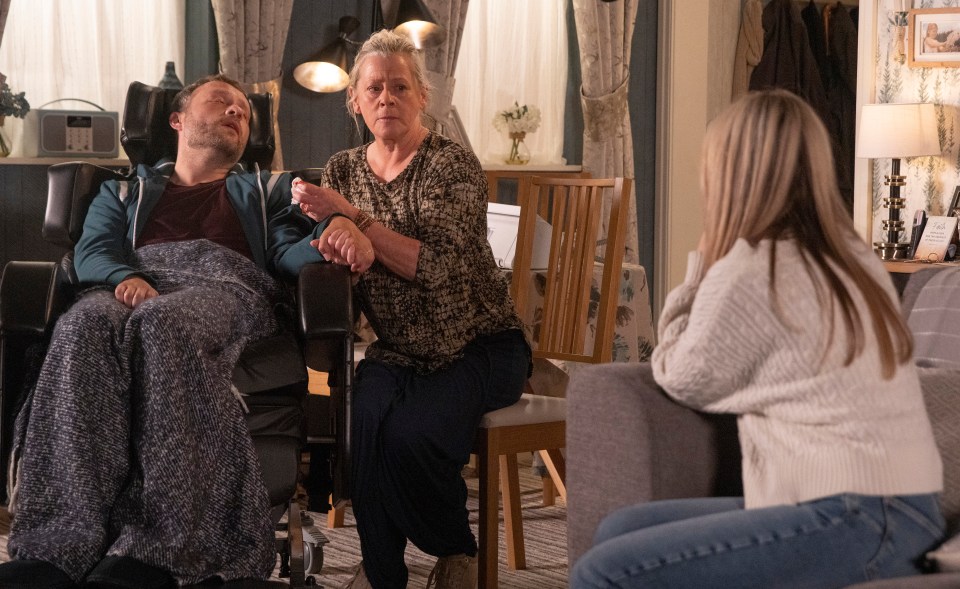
901;268;945;320
906;268;960;369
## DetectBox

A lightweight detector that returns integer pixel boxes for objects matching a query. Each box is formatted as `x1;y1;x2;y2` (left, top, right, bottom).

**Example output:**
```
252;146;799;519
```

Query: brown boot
340;561;373;589
425;554;478;589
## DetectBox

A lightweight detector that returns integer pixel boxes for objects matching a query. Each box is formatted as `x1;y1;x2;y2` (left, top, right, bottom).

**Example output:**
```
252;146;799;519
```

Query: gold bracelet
354;209;376;233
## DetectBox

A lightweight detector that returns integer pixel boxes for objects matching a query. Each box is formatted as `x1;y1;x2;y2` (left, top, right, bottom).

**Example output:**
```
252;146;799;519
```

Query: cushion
479;393;566;428
901;267;946;320
905;267;960;369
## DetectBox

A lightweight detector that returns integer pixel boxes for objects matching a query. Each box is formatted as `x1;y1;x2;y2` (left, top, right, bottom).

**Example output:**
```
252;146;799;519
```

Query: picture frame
908;8;960;68
949;186;960;217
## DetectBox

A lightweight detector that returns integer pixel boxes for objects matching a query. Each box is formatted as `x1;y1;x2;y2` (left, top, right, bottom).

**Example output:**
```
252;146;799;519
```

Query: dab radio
21;99;119;158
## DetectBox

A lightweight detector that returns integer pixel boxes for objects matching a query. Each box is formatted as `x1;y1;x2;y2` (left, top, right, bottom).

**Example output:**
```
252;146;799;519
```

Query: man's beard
185;119;245;161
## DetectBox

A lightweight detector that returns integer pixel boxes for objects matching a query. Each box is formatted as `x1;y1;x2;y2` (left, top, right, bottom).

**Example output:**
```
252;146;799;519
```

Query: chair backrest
43;81;275;252
485;169;591;207
121;81;275;171
511;176;632;364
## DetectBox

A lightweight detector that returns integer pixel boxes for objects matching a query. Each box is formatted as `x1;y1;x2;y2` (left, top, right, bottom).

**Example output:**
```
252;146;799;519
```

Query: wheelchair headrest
120;81;275;171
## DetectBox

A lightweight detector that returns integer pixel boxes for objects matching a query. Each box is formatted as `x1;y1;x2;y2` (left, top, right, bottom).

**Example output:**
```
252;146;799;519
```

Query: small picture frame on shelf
908;8;960;67
914;215;960;262
949;186;960;217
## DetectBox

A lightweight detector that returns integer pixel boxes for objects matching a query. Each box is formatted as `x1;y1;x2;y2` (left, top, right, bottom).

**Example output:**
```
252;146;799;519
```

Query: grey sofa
567;268;960;588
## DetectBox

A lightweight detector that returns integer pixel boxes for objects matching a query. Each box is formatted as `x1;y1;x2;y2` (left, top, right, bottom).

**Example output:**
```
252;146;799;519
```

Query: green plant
0;81;29;119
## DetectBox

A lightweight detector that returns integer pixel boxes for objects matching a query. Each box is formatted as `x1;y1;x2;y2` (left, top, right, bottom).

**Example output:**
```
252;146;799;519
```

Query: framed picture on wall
908;8;960;67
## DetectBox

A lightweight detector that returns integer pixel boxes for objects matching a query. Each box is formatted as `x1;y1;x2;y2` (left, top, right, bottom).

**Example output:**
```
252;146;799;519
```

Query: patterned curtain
573;0;639;264
378;0;469;145
0;0;11;83
420;0;471;147
211;0;294;170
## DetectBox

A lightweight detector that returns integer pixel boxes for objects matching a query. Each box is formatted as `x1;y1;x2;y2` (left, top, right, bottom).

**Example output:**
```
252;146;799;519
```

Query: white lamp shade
293;61;350;93
856;103;941;159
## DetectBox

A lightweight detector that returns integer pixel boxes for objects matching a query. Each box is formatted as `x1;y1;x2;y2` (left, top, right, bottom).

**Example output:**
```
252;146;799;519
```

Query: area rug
0;462;568;588
301;467;568;588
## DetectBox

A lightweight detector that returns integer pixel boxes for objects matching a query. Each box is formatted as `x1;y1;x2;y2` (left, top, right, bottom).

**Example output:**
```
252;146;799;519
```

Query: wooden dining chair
485;169;590;206
474;175;633;588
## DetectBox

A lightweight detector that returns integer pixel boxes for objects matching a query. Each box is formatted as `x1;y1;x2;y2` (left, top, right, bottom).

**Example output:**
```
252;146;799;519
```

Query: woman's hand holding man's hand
312;216;375;275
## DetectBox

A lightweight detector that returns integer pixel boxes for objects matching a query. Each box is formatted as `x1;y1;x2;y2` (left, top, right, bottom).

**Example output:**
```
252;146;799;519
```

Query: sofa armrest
566;362;741;565
918;367;960;535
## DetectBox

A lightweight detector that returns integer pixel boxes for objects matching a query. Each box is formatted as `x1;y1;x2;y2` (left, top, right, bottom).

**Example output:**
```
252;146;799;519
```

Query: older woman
294;30;529;589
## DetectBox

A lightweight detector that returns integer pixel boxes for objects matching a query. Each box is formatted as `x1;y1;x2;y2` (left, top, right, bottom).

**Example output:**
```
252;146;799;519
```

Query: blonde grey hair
699;89;912;378
346;28;432;116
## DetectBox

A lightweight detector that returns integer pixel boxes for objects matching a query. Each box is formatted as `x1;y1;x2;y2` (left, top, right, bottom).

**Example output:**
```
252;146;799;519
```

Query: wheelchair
0;81;354;588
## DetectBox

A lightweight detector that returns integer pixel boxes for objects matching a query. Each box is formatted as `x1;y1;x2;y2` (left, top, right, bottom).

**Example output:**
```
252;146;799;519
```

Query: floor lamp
856;102;940;260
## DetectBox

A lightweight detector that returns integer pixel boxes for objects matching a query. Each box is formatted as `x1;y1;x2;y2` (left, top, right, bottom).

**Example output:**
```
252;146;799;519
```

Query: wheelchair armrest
45;162;128;249
0;261;71;337
297;263;354;373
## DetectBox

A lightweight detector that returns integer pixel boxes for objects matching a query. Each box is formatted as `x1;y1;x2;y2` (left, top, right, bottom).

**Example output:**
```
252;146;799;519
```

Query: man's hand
292;178;354;222
312;216;375;275
115;276;158;309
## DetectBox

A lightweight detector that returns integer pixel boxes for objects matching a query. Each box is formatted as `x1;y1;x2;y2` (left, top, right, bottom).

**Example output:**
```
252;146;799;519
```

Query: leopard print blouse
322;131;524;373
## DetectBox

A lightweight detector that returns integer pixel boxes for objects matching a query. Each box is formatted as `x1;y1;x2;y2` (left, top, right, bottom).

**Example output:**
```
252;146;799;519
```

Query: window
0;0;184;157
453;0;568;165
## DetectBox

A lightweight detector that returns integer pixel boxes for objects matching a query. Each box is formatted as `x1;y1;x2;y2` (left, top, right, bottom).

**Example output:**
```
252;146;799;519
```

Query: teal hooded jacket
74;158;329;286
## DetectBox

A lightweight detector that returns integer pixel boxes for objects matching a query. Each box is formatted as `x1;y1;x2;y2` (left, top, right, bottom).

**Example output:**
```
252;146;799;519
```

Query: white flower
492;102;541;135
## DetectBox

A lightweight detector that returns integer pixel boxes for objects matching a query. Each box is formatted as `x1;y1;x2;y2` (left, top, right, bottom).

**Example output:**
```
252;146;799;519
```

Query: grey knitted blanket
7;239;287;584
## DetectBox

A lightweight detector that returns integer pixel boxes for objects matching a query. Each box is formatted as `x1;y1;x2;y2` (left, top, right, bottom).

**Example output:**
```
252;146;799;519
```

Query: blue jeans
570;494;946;589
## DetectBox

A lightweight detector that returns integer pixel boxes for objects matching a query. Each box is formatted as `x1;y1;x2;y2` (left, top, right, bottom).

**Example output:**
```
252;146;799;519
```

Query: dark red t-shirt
137;179;253;260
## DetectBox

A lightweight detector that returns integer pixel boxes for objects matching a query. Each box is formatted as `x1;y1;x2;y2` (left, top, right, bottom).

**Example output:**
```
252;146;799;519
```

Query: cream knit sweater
652;238;943;509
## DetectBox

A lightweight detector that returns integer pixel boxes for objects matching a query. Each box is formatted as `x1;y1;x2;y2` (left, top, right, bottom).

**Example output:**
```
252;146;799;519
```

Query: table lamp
857;102;941;260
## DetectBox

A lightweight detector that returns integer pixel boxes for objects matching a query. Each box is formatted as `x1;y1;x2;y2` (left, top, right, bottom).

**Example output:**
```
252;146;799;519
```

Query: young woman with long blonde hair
571;90;945;589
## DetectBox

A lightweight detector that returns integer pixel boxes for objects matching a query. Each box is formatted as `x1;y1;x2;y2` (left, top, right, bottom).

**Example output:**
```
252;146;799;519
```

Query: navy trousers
351;329;529;588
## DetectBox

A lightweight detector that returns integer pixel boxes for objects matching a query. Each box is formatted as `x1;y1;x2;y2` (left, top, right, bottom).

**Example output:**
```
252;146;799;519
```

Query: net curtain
211;0;293;171
573;0;639;264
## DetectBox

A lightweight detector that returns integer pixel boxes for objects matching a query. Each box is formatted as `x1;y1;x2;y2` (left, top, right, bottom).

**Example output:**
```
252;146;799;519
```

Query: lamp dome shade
856;103;941;159
293;15;360;93
294;60;350;93
393;0;446;48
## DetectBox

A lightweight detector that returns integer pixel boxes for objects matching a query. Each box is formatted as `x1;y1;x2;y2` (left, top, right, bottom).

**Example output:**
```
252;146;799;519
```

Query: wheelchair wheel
304;541;323;574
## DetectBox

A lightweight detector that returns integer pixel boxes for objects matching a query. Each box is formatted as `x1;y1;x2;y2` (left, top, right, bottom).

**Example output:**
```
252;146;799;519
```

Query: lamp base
873;241;910;261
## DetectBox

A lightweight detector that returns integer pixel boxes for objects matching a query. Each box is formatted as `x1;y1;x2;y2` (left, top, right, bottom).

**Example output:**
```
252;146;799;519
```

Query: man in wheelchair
0;74;363;589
